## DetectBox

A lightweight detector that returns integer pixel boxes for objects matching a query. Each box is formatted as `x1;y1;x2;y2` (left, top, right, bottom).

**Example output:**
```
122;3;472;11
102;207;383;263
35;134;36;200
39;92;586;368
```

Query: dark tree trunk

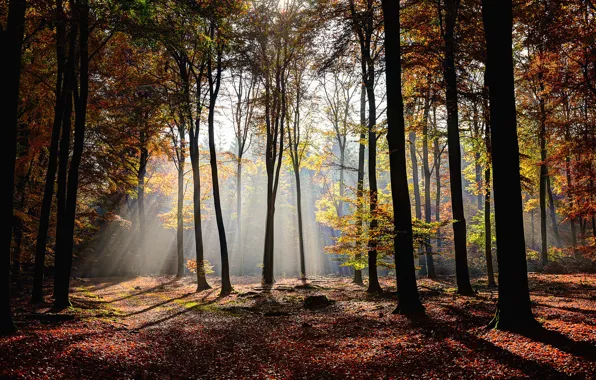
442;0;474;295
484;167;496;287
294;168;306;279
409;131;426;276
176;155;184;277
137;133;147;274
32;0;67;303
236;158;243;275
190;63;210;291
353;83;366;286
482;0;537;331
366;67;381;294
422;96;436;279
53;19;77;308
539;83;548;264
207;33;231;295
434;137;442;251
54;1;89;310
190;125;210;290
546;176;561;247
382;0;424;314
0;0;26;334
262;54;285;285
483;67;496;287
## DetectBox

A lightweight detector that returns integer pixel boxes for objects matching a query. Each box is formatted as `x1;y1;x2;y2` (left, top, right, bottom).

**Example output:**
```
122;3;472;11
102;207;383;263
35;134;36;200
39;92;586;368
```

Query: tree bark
422;96;436;279
434;136;442;251
381;0;424;314
409;131;426;276
32;0;67;303
353;83;366;286
54;0;90;310
0;0;26;334
53;18;77;308
176;124;185;278
484;167;496;287
539;79;548;264
442;0;474;295
206;27;231;295
482;0;537;331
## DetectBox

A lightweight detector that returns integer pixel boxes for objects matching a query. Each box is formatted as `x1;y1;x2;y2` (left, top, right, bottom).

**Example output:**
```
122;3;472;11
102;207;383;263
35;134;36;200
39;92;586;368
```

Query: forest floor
1;273;595;379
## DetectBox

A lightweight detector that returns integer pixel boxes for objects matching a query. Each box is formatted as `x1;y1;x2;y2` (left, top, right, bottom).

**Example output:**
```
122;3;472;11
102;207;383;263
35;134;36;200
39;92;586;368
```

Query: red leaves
2;274;595;379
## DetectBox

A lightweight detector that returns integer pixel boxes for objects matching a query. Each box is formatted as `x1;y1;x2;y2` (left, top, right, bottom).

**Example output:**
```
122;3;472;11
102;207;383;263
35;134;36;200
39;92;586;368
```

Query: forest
1;0;595;378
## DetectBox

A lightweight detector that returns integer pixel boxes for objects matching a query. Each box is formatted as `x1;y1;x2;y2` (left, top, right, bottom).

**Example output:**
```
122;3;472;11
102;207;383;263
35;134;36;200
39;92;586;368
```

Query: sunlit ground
2;274;595;379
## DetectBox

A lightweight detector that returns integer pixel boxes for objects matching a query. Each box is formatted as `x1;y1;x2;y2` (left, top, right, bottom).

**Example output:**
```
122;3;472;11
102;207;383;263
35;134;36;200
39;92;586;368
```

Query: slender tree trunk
473;104;482;211
539;77;548;264
32;0;67;303
366;63;382;294
54;1;89;309
434;137;442;251
422;96;436;279
409;131;426;276
382;0;424;314
546;176;561;247
236;158;243;276
176;152;184;278
207;36;231;295
190;141;210;290
53;23;76;306
137;136;147;274
483;0;537;331
0;0;26;334
442;0;474;295
294;167;306;280
353;83;366;286
484;167;496;287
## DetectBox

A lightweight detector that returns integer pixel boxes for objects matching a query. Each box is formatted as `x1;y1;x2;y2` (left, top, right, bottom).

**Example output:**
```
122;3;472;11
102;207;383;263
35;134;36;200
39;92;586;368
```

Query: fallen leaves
1;274;595;379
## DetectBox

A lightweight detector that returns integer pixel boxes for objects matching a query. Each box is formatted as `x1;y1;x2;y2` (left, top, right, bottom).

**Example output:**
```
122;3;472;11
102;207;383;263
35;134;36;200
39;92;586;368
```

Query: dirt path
2;274;595;379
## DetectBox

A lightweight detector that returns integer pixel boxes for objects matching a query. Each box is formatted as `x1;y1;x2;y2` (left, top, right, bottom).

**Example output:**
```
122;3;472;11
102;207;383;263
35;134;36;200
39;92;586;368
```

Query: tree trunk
53;21;76;307
434;137;442;251
54;1;90;310
32;0;66;303
422;96;436;279
442;0;474;295
294;167;306;280
236;158;243;276
137;135;147;274
353;83;366;286
483;0;537;331
539;82;548;264
382;0;424;314
0;0;26;334
207;40;232;295
409;131;426;276
366;61;382;294
546;176;561;247
484;167;496;287
176;153;184;278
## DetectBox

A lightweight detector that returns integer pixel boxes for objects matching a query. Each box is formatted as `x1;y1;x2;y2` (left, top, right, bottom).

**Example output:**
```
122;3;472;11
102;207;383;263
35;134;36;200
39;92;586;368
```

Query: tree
439;0;474;295
348;0;383;293
0;0;27;334
53;0;92;310
381;0;424;315
32;0;67;303
206;20;232;295
228;68;257;276
482;0;537;331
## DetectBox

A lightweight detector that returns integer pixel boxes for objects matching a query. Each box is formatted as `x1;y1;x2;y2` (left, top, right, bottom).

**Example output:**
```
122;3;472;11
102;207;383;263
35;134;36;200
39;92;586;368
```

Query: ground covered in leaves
1;273;595;379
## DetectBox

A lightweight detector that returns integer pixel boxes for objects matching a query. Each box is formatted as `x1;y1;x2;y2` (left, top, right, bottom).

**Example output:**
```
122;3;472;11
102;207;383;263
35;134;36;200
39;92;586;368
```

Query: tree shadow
410;313;573;378
122;292;195;318
438;302;596;361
